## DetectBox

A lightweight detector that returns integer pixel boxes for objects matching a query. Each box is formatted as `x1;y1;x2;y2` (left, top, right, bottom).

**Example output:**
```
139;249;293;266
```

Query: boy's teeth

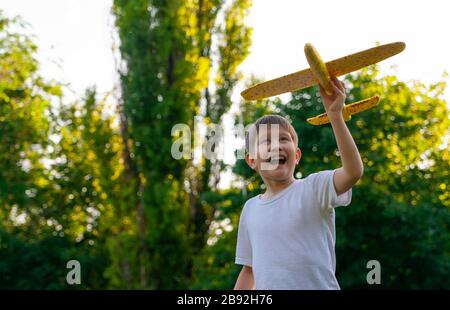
268;156;286;164
271;156;284;160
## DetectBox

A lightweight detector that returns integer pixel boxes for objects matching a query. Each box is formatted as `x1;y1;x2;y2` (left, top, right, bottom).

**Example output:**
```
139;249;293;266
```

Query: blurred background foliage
0;0;449;289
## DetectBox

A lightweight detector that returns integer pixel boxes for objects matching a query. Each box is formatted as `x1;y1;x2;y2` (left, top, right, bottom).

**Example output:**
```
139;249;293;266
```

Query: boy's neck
261;176;296;199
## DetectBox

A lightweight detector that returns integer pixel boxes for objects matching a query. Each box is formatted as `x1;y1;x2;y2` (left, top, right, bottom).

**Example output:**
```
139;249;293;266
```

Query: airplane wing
241;42;405;101
346;96;380;115
306;112;330;126
326;42;405;77
307;96;380;126
240;68;316;100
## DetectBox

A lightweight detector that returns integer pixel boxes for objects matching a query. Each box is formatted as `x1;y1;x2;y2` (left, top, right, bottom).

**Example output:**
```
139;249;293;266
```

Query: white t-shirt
235;169;352;290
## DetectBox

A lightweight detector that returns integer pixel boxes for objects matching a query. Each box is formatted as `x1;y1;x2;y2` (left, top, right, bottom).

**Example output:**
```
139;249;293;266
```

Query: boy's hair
245;114;299;153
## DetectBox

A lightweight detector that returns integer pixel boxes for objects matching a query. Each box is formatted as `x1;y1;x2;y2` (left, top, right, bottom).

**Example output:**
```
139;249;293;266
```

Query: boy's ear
295;147;302;165
245;152;258;170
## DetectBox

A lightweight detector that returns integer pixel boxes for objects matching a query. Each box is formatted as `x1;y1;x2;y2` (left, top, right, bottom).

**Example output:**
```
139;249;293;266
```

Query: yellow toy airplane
241;42;406;125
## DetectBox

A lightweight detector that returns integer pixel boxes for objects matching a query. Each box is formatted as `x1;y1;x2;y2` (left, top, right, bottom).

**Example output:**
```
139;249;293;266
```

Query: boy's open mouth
266;155;287;165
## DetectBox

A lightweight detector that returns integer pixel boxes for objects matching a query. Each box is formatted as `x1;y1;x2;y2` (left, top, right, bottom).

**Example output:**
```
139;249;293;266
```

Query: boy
234;76;364;290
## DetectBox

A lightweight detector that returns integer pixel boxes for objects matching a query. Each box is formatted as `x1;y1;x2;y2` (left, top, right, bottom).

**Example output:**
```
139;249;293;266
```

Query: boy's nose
270;141;281;151
269;143;282;154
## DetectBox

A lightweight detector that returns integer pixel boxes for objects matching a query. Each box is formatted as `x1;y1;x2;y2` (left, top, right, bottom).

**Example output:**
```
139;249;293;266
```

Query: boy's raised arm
234;265;255;290
319;76;364;196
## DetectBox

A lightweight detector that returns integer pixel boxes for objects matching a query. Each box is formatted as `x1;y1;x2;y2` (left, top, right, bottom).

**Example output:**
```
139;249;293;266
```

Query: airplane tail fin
306;96;380;126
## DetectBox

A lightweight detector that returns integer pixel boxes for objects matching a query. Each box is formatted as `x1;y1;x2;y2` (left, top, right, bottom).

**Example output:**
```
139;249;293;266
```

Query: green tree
111;0;252;288
0;12;113;288
0;12;61;235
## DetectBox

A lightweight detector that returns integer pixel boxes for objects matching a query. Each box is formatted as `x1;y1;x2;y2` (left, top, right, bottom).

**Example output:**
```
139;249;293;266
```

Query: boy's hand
319;76;346;120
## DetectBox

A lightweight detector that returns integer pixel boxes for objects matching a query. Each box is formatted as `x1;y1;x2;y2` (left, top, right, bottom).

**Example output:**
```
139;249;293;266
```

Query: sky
1;0;449;99
1;0;449;187
0;0;116;100
240;0;450;93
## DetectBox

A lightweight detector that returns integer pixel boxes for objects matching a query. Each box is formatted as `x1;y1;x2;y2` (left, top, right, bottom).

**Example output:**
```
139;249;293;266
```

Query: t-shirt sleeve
307;169;352;209
235;205;252;267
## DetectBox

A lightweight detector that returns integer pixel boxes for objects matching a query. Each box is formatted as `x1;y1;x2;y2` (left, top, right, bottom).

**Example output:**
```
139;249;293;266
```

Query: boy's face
245;125;301;183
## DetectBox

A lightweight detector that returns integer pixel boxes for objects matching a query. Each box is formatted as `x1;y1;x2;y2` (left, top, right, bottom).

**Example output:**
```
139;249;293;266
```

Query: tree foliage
109;0;252;288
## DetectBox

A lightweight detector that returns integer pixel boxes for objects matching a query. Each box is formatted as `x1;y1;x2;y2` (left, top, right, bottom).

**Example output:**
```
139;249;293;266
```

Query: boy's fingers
337;82;344;94
319;84;332;100
331;82;345;97
331;75;345;93
329;76;338;88
319;84;325;95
